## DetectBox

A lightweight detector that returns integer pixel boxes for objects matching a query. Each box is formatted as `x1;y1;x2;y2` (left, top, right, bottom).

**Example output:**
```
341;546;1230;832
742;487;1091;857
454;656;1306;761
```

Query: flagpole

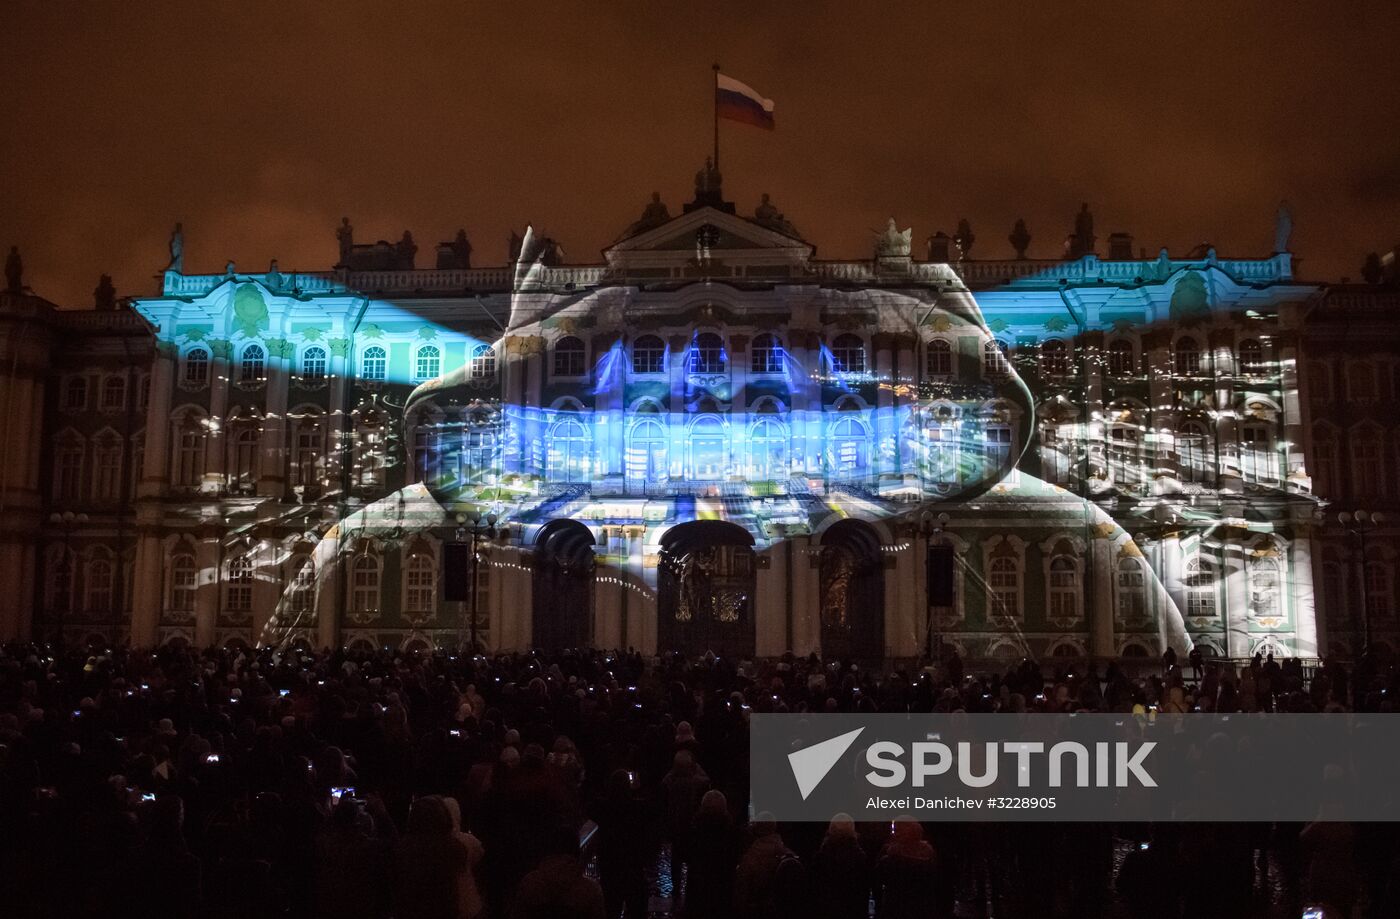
712;62;720;171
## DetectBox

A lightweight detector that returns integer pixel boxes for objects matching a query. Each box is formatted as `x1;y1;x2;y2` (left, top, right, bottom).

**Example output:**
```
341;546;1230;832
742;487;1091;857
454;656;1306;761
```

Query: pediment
606;207;811;257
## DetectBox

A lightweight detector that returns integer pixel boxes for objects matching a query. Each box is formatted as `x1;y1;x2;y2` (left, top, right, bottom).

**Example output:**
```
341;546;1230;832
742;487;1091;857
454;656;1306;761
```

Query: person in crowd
734;813;794;918
396;795;472;919
875;817;938;919
592;768;650;919
509;823;606;919
685;788;740;919
812;813;872;919
661;749;710;897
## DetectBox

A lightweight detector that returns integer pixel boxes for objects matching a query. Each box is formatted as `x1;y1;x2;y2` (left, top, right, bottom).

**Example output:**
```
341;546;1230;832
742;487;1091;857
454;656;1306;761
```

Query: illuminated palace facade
1;179;1390;660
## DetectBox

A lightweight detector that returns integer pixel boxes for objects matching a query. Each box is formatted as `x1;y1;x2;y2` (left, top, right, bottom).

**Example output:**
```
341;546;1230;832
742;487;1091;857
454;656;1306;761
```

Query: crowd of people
0;638;1397;919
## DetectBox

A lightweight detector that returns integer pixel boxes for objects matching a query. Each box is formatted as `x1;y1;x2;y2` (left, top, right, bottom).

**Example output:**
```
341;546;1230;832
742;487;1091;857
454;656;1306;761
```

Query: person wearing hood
812;813;873;919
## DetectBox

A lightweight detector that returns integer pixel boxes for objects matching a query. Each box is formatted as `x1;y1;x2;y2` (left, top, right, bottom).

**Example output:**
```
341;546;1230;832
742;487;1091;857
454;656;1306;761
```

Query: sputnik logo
788;727;864;800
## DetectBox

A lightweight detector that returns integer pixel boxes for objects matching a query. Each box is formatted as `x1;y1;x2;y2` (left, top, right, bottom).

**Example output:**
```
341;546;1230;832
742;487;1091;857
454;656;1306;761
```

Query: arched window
627;418;667;486
984;423;1013;470
926;339;952;376
129;432;145;495
547;417;591;483
470;343;496;380
1322;561;1344;624
92;433;123;501
85;556;114;614
1178;420;1211;484
1174;337;1201;375
138;375;150;411
361;346;387;382
1352;428;1385;497
1237;338;1264;375
1048;556;1079;620
1107;339;1135;378
553;336;586;377
747;417;788;481
924;406;960;486
983;340;1010;377
170;552;197;613
1365;561;1393;622
1040;420;1071;484
291;411;323;487
1185;556;1218;618
988;556;1020;619
350;553;380;614
1108;419;1142;488
229;424;260;492
183;348;209;386
1240;422;1276;483
239;344;266;383
831;334;866;374
632;336;665;375
751;333;783;374
1248;555;1282;620
689;416;727;480
53;436;84;502
830;417;867;478
62;376;89;411
287;557;316;618
300;346;327;381
101;376;127;412
1041;339;1069;376
414;344;441;381
174;416;206;487
226;553;254;612
689;333;726;374
1115;557;1147;622
461;412;497;485
412;423;440;486
1347;362;1377;402
1311;426;1337;496
354;410;387;488
404;552;437;614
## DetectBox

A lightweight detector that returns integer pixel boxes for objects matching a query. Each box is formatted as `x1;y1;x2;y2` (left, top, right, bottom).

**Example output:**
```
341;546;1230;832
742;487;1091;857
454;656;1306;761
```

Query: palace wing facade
4;186;1385;661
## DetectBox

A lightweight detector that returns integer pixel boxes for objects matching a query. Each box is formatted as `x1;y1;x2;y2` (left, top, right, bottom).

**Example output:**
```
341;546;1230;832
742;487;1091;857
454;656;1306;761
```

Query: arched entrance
658;521;755;658
819;519;885;661
532;519;595;651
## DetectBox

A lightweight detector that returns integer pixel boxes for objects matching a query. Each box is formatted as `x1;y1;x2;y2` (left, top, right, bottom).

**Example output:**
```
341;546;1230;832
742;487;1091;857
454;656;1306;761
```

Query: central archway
658;520;756;658
531;519;595;651
819;519;886;661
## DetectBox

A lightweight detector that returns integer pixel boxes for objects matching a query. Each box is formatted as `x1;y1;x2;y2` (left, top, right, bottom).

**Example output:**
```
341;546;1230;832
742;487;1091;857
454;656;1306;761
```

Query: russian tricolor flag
716;73;775;130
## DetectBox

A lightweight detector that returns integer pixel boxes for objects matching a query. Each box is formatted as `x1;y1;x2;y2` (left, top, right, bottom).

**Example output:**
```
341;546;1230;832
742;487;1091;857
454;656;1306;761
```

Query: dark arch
532;519;595;652
819;519;886;661
658;520;756;658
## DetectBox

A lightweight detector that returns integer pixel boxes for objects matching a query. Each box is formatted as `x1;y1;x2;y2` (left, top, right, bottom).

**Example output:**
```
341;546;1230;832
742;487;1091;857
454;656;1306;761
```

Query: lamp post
455;506;500;653
1338;510;1386;656
919;510;952;661
48;510;89;646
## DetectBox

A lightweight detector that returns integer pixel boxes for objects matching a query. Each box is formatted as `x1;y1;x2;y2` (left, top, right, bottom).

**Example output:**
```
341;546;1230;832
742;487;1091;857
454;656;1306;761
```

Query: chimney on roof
926;232;951;263
1108;232;1134;260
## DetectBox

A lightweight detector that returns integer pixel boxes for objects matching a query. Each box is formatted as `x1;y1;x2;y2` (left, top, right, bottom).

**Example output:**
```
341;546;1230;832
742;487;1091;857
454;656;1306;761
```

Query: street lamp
1338;509;1386;656
919;510;952;661
454;505;500;653
48;510;89;646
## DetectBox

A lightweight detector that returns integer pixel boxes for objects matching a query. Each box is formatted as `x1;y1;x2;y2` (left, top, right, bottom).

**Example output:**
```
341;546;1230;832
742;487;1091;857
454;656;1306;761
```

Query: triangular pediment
604;207;813;274
607;207;810;254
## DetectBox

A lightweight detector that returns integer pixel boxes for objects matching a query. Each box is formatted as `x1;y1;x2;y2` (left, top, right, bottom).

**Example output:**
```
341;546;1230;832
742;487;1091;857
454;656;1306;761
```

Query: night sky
4;2;1399;307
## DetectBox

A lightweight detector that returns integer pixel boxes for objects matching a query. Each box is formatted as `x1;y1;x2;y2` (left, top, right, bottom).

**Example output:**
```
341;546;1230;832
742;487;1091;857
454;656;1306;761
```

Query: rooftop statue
94;274;117;310
452;229;473;269
753;193;799;237
1008;218;1031;259
875;218;912;258
695;157;723;197
167;222;184;272
5;246;21;293
395;231;418;270
954;218;975;259
1274;200;1293;254
265;259;284;291
1068;203;1095;258
622;192;672;239
336;217;354;266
